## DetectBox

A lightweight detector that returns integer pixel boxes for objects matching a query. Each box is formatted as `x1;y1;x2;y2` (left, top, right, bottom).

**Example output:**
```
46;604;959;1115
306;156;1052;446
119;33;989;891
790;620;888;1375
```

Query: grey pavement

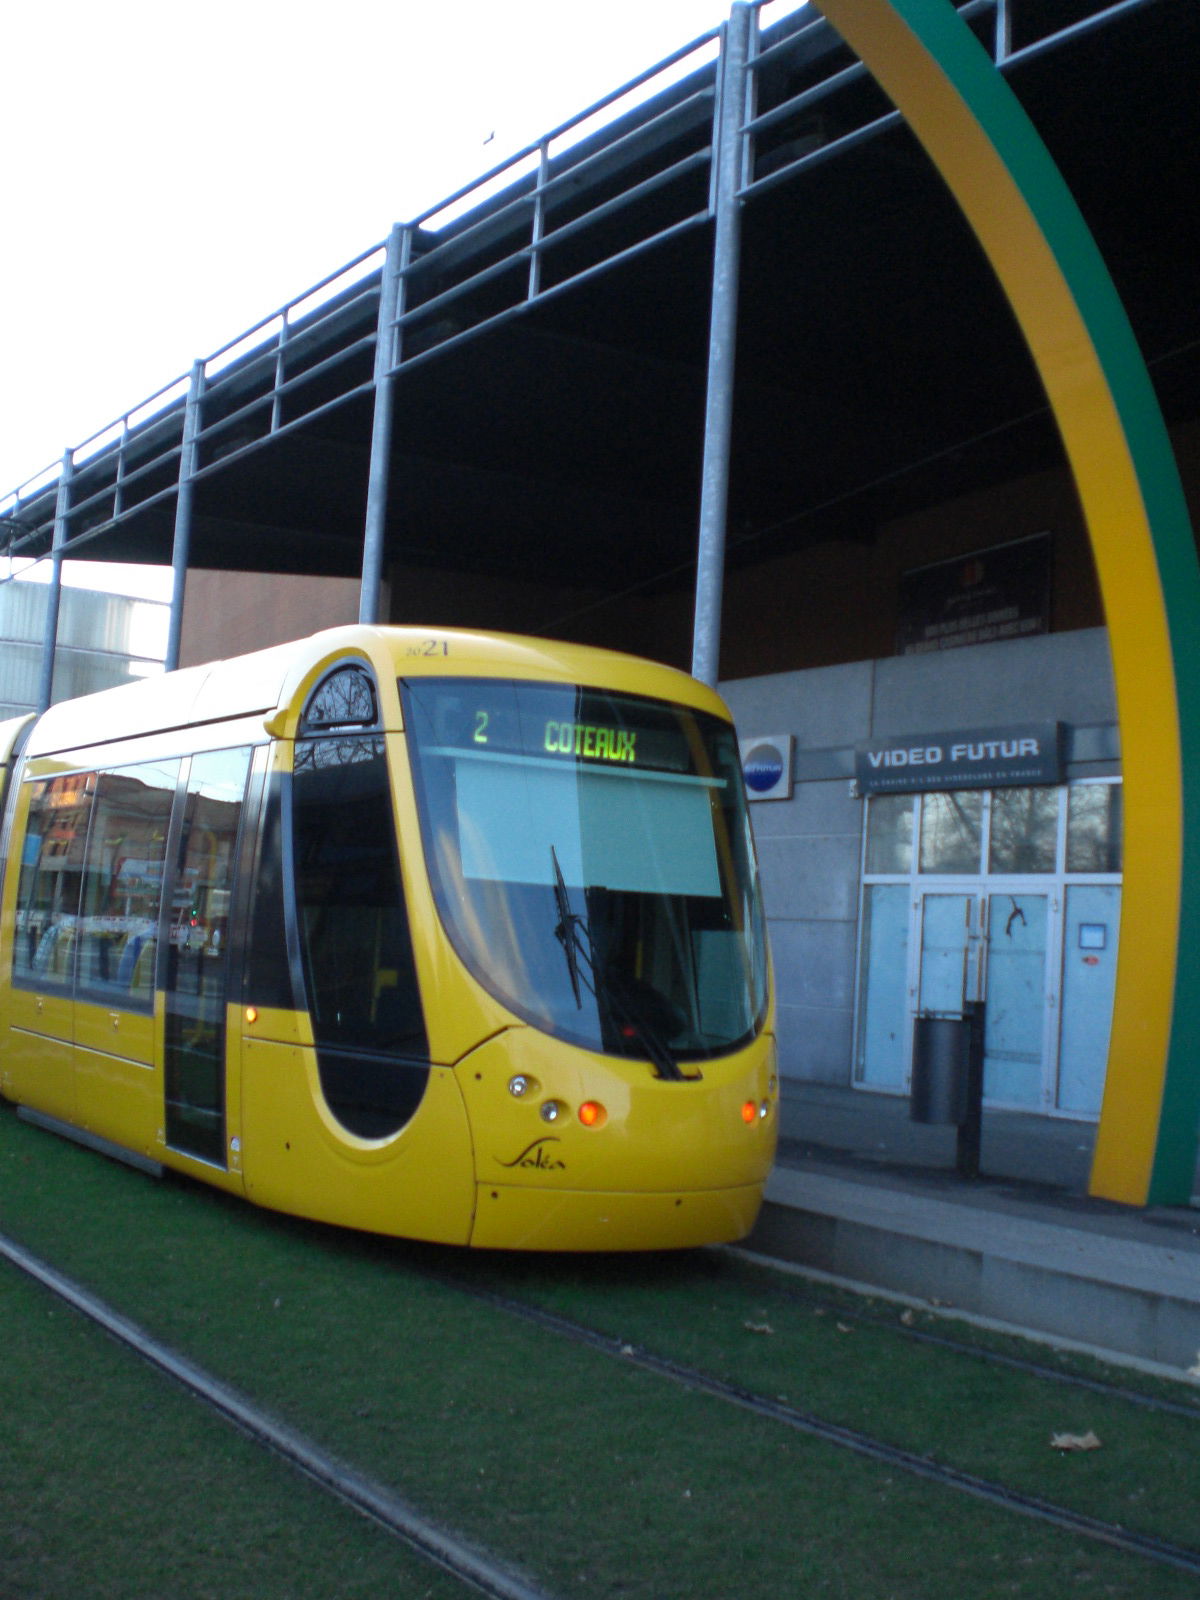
745;1080;1200;1371
776;1080;1102;1192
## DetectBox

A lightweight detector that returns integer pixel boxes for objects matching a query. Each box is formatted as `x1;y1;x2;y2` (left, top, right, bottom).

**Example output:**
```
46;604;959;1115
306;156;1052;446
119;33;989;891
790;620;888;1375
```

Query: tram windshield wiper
551;846;585;1009
612;997;697;1083
549;846;695;1082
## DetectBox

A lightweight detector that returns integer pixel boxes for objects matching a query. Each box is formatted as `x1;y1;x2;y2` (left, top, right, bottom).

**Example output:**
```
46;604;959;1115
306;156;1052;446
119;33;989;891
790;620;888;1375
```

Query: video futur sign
855;723;1063;796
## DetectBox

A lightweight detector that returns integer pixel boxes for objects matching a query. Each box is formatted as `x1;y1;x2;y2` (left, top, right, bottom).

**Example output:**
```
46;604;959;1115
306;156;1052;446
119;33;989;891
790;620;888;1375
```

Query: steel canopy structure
3;0;1199;1203
9;3;1194;639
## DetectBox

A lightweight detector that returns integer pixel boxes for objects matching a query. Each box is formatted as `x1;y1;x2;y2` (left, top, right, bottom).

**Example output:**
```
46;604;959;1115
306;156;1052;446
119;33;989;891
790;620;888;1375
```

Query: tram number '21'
405;638;451;657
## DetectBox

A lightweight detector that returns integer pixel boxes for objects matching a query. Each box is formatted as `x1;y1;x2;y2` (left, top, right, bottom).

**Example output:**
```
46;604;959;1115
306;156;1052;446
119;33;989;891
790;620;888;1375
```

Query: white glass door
1057;884;1121;1115
855;783;1121;1115
917;892;972;1014
983;890;1050;1109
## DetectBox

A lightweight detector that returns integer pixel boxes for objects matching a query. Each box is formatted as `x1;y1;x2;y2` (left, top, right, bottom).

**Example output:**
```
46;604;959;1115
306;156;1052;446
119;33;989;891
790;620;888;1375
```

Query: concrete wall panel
872;628;1115;734
774;1003;855;1083
756;834;862;922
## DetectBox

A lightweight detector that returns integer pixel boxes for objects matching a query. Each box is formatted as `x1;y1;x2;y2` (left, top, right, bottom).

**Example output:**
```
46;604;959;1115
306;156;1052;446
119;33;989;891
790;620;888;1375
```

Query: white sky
1;0;803;602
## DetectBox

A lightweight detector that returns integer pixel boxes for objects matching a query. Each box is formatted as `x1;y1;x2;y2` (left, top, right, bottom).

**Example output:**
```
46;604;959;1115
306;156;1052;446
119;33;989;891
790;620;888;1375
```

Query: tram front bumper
467;1179;766;1251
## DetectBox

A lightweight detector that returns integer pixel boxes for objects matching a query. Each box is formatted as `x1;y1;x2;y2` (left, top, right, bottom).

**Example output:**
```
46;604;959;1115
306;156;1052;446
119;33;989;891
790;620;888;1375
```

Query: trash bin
910;1013;970;1125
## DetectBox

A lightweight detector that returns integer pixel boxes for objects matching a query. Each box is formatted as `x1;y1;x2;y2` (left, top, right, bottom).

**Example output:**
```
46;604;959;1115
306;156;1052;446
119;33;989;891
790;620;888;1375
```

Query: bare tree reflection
919;791;983;874
989;787;1058;873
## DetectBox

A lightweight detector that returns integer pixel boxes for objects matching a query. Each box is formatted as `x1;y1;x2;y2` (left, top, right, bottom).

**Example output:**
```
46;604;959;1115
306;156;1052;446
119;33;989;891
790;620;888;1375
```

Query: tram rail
0;1229;556;1600
410;1261;1200;1581
723;1250;1200;1423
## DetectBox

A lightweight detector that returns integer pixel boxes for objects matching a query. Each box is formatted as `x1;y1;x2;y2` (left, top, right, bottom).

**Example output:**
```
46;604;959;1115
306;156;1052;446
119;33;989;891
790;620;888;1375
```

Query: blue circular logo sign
743;742;785;794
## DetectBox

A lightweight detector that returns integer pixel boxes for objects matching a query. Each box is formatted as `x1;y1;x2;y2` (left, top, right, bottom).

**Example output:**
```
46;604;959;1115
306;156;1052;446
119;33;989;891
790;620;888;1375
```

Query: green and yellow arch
815;0;1200;1204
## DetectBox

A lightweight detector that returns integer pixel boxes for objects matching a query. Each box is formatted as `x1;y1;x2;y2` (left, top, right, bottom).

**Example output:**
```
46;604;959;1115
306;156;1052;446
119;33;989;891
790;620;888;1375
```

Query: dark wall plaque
896;535;1051;656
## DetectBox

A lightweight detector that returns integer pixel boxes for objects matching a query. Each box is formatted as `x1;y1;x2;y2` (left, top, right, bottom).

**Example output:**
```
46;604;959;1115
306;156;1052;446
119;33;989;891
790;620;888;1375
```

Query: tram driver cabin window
290;735;427;1059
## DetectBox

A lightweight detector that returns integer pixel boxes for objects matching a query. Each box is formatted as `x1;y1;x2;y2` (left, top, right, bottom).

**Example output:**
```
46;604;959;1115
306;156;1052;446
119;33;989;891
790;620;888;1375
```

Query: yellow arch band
814;0;1200;1203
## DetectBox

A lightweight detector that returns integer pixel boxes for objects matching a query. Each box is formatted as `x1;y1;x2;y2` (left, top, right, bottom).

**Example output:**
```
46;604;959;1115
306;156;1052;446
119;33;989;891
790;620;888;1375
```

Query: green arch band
815;0;1200;1203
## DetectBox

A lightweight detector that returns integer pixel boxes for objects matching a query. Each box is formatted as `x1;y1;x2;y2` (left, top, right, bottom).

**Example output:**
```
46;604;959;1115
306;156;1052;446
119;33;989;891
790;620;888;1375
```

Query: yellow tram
0;627;777;1249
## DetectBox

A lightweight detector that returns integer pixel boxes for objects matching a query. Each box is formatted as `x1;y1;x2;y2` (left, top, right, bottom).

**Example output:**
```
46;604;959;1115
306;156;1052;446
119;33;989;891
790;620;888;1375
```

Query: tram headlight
540;1100;564;1123
508;1075;537;1098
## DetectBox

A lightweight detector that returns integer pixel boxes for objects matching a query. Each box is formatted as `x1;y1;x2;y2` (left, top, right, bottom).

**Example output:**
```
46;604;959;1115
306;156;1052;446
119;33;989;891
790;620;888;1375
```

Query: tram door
163;748;252;1165
915;889;1050;1109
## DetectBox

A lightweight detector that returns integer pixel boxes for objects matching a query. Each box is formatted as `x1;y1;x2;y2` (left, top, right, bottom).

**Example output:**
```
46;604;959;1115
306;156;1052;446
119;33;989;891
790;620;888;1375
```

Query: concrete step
747;1156;1200;1375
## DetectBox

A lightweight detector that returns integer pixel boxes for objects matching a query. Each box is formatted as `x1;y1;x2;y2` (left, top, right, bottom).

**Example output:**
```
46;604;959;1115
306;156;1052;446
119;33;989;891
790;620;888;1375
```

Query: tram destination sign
855;722;1064;796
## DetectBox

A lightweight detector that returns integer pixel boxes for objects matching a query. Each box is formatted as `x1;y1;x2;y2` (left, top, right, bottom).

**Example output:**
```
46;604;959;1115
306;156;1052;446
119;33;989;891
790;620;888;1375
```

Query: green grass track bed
0;1268;473;1600
2;1102;1199;1600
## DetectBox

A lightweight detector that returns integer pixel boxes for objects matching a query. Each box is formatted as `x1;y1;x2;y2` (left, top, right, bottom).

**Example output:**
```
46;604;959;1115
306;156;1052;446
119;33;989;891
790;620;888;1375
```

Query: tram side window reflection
13;775;95;991
291;736;428;1059
244;773;293;1011
77;761;177;1008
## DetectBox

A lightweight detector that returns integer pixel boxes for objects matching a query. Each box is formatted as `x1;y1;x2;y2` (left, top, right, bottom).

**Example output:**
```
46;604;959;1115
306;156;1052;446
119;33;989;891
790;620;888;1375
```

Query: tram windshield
402;677;769;1064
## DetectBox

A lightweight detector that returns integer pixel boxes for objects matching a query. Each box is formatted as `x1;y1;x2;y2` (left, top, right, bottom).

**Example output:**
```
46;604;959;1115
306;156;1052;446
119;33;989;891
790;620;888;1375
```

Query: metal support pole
691;1;751;687
956;1000;986;1178
360;224;407;626
165;359;205;673
529;139;551;300
36;451;74;713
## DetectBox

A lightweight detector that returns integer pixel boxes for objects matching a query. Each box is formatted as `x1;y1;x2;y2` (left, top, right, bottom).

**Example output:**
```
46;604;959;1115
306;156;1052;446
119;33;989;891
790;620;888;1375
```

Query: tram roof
23;624;729;758
4;1;1197;614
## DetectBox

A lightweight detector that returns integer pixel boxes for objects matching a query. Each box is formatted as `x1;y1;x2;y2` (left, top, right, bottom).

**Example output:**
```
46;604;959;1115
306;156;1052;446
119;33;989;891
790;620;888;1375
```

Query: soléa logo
738;735;793;801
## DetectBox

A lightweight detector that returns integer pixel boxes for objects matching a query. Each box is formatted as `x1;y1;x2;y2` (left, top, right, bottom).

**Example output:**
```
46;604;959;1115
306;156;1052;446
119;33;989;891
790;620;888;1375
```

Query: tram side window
13;775;95;991
291;736;428;1060
77;761;177;1009
243;774;295;1012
